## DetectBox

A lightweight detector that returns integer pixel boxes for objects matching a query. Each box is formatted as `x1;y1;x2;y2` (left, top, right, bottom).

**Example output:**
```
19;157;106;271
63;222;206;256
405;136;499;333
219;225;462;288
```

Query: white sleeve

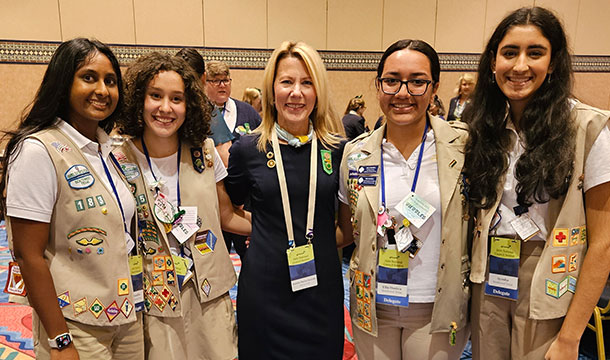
6;139;58;223
213;147;228;183
337;165;349;205
584;123;610;192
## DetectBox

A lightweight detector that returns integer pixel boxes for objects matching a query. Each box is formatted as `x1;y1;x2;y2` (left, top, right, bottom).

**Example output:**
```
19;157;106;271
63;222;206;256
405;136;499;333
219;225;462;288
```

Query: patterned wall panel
1;40;610;72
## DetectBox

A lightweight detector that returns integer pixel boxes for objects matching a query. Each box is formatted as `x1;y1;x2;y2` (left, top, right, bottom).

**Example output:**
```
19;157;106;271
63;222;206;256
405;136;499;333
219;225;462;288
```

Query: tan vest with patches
470;102;610;320
113;138;236;317
8;127;137;326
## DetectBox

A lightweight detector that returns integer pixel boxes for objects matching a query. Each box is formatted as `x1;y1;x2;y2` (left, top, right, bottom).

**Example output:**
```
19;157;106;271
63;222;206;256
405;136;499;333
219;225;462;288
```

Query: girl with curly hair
463;6;610;360
114;52;250;360
1;38;144;359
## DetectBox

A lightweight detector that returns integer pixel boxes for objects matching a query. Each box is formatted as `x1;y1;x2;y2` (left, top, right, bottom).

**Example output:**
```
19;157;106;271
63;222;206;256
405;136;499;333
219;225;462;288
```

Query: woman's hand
544;336;578;360
50;345;80;360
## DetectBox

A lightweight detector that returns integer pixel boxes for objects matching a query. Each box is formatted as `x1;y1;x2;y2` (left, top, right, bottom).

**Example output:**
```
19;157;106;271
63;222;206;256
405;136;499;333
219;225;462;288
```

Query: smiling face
493;24;552;111
142;70;186;142
377;48;437;129
68;51;119;129
273;56;317;133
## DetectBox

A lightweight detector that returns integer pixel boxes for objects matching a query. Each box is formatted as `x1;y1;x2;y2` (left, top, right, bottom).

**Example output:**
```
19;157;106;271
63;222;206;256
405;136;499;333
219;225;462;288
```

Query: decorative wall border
1;39;610;72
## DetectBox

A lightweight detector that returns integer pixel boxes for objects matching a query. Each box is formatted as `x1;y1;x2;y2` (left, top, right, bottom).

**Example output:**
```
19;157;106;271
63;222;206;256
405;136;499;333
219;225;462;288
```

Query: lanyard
100;151;129;235
141;138;182;207
271;127;317;248
380;121;429;210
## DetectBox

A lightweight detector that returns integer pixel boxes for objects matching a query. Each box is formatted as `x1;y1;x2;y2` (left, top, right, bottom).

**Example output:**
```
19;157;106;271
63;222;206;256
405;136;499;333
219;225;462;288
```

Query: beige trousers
471;240;563;360
353;302;469;360
33;311;144;360
143;281;237;360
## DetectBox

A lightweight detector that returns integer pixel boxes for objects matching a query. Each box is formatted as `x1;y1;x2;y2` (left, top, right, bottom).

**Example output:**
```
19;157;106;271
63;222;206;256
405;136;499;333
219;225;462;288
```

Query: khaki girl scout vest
8;127;138;326
470;101;610;320
113;138;236;317
340;115;471;337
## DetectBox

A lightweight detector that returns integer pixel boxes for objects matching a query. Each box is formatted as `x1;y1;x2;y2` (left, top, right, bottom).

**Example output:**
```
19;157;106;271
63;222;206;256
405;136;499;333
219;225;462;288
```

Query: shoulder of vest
446;120;469;133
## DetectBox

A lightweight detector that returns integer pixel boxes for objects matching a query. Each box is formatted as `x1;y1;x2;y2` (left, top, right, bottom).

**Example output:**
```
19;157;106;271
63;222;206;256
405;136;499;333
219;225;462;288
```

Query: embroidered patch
137;194;147;205
57;291;71;309
96;195;106;206
105;301;120;322
51;141;71;153
166;270;176;286
140;221;159;244
153;294;167;311
568;275;577;293
201;278;211;296
321;149;333;175
568;253;578;272
159;286;172;303
194;231;214;255
152;271;164;286
120;163;141;181
144;296;152;312
64;164;95;189
545;279;559;298
118;278;129;296
73;297;88;316
164;256;174;270
552;228;569;247
358;176;377;186
580;226;587;245
75;237;103;246
120;298;133;318
75;200;85;212
551;255;567;273
153;256;166;271
4;262;26;296
569;227;580;246
85;197;96;209
143;274;151;290
67;227;107;239
354;270;373;332
168;294;178;311
89;298;105;319
558;276;569;298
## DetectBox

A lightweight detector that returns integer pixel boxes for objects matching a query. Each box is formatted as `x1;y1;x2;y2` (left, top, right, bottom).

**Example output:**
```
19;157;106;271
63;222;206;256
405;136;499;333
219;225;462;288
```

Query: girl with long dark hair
1;38;144;359
464;6;610;360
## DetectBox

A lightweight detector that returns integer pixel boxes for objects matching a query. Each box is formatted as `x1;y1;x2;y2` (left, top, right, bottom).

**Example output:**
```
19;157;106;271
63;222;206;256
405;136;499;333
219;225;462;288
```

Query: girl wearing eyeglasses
336;39;471;359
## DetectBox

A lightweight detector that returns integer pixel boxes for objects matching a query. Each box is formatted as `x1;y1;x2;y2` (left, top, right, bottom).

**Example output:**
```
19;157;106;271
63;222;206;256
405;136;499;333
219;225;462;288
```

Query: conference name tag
286;244;318;292
376;245;409;307
485;237;520;300
395;192;435;229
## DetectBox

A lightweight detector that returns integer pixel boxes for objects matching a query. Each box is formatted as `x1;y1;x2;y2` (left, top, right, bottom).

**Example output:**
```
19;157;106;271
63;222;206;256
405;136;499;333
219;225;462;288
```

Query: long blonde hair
255;41;344;151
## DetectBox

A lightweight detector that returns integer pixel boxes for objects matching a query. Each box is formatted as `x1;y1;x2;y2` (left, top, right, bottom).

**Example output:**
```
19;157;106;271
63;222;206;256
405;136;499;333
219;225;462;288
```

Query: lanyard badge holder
272;129;319;292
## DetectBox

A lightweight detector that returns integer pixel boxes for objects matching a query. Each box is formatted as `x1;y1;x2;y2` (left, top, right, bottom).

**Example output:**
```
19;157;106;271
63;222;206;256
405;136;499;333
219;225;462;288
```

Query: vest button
101;207;108;215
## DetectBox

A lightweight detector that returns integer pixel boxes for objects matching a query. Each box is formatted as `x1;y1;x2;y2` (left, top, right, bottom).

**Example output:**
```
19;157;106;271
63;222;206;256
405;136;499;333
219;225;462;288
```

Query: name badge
171;207;200;244
395;192;435;228
358;176;377;186
286;243;318;292
485;237;520;300
510;214;540;241
129;255;144;312
376;245;409;307
153;192;178;224
358;165;379;175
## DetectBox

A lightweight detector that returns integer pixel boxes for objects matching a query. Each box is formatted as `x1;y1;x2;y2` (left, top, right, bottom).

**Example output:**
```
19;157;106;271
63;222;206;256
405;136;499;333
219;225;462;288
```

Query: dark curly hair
462;6;574;209
0;38;123;217
117;52;211;146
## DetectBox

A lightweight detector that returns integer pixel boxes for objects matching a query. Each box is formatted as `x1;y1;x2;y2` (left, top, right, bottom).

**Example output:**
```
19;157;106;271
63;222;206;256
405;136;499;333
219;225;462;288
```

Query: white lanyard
271;128;317;247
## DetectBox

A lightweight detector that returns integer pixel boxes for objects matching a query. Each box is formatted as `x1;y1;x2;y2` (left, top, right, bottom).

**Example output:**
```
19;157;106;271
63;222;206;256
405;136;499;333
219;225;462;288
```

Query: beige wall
1;0;610;133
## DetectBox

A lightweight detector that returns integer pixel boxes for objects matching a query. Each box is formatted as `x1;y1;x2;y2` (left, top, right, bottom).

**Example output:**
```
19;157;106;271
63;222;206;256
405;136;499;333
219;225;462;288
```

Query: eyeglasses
206;78;232;86
377;78;433;96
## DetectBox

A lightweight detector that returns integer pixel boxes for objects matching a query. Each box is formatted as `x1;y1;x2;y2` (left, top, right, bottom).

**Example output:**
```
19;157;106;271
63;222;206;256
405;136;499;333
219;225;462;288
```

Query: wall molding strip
1;40;610;72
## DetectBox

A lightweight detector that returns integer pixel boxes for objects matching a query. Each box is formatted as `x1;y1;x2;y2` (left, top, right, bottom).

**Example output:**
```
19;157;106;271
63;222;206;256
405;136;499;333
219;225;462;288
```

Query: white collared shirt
7;119;135;232
493;115;610;240
339;129;442;303
222;98;237;133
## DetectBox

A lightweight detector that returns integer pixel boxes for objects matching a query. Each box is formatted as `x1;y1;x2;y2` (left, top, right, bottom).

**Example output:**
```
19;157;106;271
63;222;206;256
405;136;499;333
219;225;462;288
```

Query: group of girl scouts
1;5;608;360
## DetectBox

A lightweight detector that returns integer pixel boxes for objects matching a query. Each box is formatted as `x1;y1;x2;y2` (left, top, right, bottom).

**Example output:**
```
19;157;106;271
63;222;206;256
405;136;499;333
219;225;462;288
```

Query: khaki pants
353;302;469;360
33;311;144;360
471;240;563;360
143;281;237;360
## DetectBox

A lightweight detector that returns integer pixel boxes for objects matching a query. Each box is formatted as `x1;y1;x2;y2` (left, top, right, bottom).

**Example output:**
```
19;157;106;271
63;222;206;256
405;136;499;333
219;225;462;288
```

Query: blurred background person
341;95;368;141
429;95;446;120
242;87;263;115
447;73;475;121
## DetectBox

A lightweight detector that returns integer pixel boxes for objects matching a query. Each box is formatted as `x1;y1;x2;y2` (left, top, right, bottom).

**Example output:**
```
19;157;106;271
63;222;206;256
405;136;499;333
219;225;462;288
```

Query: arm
215;142;231;168
12;217;79;359
216;179;251;236
336;202;354;248
545;181;610;360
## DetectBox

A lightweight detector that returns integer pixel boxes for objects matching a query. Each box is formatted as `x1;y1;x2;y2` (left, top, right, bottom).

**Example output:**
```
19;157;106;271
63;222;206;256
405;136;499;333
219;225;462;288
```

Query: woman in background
226;41;345;359
242;87;263;115
463;6;610;360
337;39;471;360
446;73;475;121
342;95;368;141
1;38;143;359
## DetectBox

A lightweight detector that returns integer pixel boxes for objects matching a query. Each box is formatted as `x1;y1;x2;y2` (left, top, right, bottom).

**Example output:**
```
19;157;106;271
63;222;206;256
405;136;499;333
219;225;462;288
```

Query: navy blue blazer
232;98;262;142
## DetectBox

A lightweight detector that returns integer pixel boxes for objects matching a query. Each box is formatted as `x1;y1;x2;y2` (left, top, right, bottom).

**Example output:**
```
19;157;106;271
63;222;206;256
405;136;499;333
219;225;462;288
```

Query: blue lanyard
141;138;182;207
99;151;129;235
380;121;429;210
